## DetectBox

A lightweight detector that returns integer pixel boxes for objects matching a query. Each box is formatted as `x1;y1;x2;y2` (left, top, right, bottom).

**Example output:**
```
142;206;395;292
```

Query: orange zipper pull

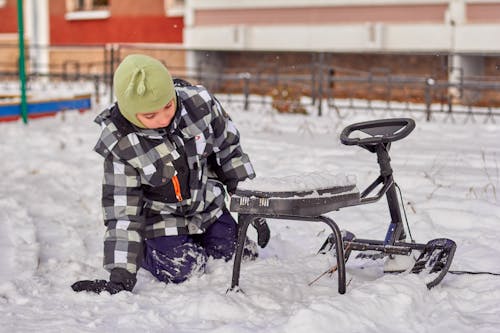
172;175;183;202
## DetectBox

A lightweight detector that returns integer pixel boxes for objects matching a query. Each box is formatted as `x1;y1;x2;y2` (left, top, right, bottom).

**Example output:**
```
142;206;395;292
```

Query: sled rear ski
229;118;456;294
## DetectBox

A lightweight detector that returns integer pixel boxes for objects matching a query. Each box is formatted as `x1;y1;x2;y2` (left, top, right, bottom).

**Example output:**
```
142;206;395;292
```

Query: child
72;54;269;294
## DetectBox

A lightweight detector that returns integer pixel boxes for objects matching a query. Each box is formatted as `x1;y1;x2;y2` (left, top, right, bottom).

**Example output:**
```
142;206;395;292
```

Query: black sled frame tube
345;238;427;255
353;143;406;246
230;213;346;294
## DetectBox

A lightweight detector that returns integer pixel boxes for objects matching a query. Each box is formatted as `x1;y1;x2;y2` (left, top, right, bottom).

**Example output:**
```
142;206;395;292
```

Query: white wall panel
383;24;451;51
185;24;456;52
454;24;500;52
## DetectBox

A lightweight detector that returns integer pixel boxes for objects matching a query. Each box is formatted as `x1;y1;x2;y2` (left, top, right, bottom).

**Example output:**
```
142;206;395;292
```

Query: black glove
71;279;125;294
71;268;136;294
226;180;238;195
252;218;270;248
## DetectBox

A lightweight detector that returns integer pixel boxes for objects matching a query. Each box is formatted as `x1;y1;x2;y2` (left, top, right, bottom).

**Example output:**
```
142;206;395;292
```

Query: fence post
311;55;317;105
107;44;119;105
327;67;335;101
62;60;80;81
94;74;100;104
425;77;435;121
317;52;325;116
196;60;203;84
240;72;251;111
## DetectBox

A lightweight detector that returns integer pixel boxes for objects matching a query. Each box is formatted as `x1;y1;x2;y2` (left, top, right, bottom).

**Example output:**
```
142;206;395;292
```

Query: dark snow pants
141;211;238;284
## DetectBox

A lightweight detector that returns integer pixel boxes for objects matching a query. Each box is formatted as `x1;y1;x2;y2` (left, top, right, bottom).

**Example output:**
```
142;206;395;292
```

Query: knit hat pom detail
124;68;146;97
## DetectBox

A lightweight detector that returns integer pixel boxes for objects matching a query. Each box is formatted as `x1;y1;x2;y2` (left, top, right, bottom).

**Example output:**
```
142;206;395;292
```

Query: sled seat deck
230;183;361;217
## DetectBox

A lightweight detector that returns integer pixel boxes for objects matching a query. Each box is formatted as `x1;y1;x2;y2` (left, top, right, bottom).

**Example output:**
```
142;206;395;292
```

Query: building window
70;0;109;12
91;0;109;9
164;0;184;17
65;0;110;20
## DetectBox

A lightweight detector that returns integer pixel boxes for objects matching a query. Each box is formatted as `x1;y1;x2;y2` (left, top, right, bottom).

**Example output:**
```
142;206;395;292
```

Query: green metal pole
17;0;28;124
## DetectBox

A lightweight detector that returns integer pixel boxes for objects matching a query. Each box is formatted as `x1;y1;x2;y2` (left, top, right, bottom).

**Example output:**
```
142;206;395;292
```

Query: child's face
136;99;176;129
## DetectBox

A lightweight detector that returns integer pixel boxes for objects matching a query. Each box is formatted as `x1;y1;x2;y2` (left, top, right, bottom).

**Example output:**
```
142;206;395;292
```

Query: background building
184;0;500;84
1;0;499;105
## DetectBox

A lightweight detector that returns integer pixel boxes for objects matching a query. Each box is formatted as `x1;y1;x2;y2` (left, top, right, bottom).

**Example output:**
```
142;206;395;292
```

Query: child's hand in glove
71;279;126;294
252;217;270;248
71;268;136;294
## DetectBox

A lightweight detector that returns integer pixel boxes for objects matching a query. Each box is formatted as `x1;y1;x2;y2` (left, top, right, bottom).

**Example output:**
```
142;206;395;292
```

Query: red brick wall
219;51;448;78
208;51;449;103
49;0;183;45
110;0;165;16
0;0;18;33
484;57;500;76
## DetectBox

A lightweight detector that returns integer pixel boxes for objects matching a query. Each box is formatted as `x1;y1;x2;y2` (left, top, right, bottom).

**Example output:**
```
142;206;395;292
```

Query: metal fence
324;73;500;123
1;43;499;122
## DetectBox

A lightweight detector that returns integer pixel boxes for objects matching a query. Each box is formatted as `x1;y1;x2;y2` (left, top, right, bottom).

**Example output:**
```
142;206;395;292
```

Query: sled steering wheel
340;118;415;147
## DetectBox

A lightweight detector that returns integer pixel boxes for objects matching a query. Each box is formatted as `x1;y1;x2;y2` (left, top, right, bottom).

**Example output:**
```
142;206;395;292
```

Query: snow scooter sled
229;118;456;294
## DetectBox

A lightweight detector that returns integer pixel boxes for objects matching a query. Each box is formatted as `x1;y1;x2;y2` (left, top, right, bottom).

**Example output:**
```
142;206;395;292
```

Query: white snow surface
1;101;500;333
237;172;356;192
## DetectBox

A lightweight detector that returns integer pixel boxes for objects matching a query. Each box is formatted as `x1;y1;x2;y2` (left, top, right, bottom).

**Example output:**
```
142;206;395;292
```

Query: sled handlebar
340;118;415;147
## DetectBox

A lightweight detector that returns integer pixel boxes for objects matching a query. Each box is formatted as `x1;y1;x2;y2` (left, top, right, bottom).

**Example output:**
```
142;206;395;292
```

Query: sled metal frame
229;118;456;294
232;213;347;294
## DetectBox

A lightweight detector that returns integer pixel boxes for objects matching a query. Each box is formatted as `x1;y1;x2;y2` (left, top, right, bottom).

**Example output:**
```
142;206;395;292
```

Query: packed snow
1;97;500;333
237;172;356;192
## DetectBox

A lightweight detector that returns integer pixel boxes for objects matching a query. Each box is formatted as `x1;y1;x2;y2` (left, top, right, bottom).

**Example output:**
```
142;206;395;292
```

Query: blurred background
1;0;499;120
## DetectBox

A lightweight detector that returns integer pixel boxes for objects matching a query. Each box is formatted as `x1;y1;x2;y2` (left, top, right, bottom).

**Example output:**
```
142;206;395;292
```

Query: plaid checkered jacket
93;84;255;274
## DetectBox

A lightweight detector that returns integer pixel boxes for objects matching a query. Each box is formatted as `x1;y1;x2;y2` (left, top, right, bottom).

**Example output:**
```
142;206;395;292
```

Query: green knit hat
113;54;175;128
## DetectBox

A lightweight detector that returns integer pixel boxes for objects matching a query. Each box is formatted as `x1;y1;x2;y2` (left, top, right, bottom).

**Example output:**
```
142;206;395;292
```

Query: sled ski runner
411;238;457;288
316;232;457;289
228;118;457;294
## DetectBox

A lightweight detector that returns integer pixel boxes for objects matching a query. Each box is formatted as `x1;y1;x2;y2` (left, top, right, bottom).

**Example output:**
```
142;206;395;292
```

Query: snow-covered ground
1;99;499;333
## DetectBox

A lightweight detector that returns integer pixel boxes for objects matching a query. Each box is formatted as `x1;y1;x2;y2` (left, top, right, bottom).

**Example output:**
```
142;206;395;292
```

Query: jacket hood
93;105;123;157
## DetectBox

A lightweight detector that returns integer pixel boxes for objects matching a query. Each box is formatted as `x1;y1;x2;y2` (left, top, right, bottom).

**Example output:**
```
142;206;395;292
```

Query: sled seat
230;175;360;217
